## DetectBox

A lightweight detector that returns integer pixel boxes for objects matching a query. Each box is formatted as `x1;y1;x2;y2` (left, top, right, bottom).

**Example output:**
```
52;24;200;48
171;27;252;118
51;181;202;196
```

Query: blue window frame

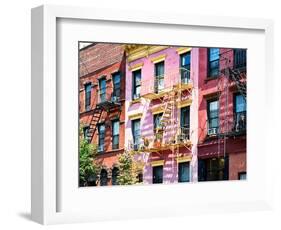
84;83;91;110
132;69;141;100
99;78;106;103
180;52;191;84
98;123;105;152
132;119;141;150
178;162;190;182
208;48;220;78
112;72;121;98
154;61;165;93
112;120;119;150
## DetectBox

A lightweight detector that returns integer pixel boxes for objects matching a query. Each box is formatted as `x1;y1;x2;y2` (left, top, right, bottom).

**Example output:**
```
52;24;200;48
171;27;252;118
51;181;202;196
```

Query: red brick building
79;43;126;186
197;47;247;181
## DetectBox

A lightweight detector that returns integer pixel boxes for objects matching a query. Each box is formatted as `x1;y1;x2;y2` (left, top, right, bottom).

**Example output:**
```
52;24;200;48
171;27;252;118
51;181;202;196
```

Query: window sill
130;98;141;105
204;76;219;83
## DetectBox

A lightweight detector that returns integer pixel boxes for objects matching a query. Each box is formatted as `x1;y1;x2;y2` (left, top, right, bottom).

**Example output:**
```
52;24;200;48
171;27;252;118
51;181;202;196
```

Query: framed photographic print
31;5;274;225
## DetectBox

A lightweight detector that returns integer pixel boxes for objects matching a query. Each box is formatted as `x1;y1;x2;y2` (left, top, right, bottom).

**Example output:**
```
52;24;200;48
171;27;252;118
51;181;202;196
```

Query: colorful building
79;43;247;186
125;45;199;184
79;43;126;186
197;47;247;181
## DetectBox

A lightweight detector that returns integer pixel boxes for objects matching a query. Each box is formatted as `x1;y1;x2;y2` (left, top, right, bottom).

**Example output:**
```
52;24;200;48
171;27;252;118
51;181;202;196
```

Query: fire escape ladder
88;107;103;143
229;68;247;100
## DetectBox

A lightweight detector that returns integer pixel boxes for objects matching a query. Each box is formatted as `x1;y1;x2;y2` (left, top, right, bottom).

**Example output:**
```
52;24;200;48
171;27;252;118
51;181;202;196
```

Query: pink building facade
125;46;199;184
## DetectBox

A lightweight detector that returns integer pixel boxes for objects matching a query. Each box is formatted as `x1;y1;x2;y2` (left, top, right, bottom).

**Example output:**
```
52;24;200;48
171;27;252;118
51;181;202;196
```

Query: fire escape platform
96;101;121;110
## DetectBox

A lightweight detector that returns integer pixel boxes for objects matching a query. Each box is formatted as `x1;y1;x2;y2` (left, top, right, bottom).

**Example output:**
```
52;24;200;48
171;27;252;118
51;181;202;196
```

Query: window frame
132;69;141;100
207;48;220;78
180;51;191;83
207;98;219;134
84;82;92;111
112;72;121;98
83;126;90;143
97;123;105;153
154;61;165;93
152;165;163;184
132;119;141;150
180;106;190;140
98;77;106;103
178;162;190;183
112;119;120;150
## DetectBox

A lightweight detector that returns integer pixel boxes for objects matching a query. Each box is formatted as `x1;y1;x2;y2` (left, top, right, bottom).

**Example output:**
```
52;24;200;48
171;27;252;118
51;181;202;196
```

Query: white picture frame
31;5;274;225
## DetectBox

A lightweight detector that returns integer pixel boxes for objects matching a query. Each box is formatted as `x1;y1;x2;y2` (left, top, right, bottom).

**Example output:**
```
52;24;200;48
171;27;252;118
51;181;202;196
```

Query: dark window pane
154;61;165;93
132;119;141;150
153;165;163;184
208;48;220;78
112;72;121;98
133;70;141;99
99;78;106;103
98;124;105;152
180;52;191;83
178;162;190;182
100;169;108;186
112;167;119;185
83;126;90;143
207;99;219;133
112;120;119;149
234;49;247;69
85;83;91;110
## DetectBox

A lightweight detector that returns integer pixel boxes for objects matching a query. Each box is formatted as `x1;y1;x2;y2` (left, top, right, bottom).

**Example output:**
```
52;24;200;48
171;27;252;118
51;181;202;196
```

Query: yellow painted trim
130;98;141;105
150;54;166;63
176;156;192;163
129;62;144;72
127;46;167;62
151;160;164;167
176;47;192;55
177;99;192;108
150;106;165;115
128;113;143;120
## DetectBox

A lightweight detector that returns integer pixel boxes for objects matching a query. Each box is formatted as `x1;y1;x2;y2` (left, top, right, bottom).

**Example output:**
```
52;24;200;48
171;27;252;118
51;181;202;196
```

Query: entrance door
152;165;163;184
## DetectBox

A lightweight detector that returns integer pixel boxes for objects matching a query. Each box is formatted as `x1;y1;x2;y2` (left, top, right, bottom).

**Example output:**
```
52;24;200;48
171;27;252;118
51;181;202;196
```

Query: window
154;61;165;93
112;120;119;150
207;99;219;135
180;106;190;140
83;126;90;143
112;72;121;99
234;94;246;132
152;165;163;184
153;113;163;133
178;162;190;182
132;69;141;100
132;119;141;150
99;78;106;103
84;83;91;111
198;156;229;181
98;123;105;152
208;48;220;77
238;172;247;180
137;173;143;183
180;52;191;84
100;169;108;186
234;49;246;69
112;167;119;185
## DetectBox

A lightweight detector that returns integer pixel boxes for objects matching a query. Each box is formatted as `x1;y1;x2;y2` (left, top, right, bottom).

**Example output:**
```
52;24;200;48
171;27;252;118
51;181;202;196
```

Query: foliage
116;151;139;185
79;128;100;186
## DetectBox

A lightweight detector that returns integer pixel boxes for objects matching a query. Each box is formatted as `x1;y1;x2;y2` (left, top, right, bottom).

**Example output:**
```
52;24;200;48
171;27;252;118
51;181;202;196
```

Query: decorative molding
150;106;165;114
151;160;164;167
177;98;192;108
126;45;167;62
176;155;192;163
128;113;143;120
150;54;166;63
130;98;141;105
129;62;144;72
176;47;192;55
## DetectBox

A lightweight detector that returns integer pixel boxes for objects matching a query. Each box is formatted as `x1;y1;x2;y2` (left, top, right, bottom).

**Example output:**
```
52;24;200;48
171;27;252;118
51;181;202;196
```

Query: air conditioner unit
208;128;218;136
111;96;118;102
133;93;140;100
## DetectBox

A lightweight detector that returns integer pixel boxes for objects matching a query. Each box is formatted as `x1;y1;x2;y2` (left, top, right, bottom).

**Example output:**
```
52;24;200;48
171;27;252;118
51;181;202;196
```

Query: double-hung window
234;94;246;132
132;69;141;100
234;49;247;70
207;99;219;135
132;119;141;150
178;162;190;183
83;126;90;143
154;61;165;93
99;78;106;103
112;72;121;99
152;165;163;184
98;124;105;152
180;52;191;84
112;120;120;150
208;48;220;78
153;113;163;133
84;83;91;111
180;106;190;140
